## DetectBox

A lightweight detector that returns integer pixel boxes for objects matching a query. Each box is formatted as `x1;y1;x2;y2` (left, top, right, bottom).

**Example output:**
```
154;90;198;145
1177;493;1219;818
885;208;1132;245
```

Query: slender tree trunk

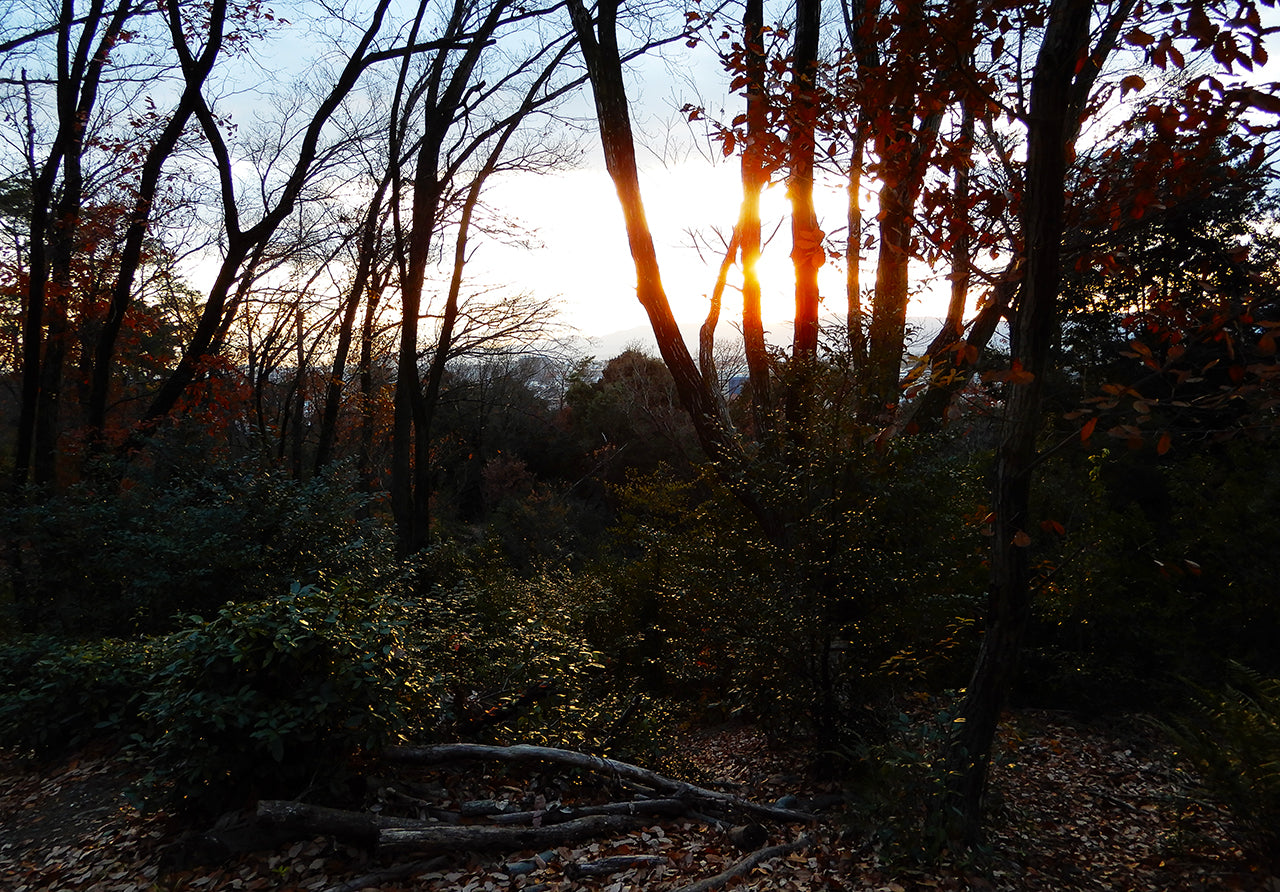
846;124;867;364
698;227;739;399
943;0;1091;844
567;0;783;542
863;110;941;420
739;0;771;435
141;0;394;429
87;0;225;442
315;174;392;472
14;0;133;487
785;0;823;436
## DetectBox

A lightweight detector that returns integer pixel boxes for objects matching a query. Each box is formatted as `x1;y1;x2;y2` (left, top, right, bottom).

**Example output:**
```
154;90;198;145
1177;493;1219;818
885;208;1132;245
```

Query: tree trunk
86;0;224;445
567;0;783;542
862;109;941;420
784;0;823;437
314;172;391;472
942;0;1092;845
739;0;772;435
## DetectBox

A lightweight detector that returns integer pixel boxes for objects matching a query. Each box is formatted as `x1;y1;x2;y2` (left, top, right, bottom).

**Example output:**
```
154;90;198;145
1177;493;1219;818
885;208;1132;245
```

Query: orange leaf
1156;432;1172;455
1012;531;1032;547
1040;519;1066;536
1080;417;1098;443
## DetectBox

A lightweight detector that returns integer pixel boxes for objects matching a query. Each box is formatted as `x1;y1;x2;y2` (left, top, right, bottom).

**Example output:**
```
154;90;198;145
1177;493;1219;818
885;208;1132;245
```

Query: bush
412;552;617;752
1164;665;1280;853
579;441;987;737
135;582;425;817
4;460;394;634
0;635;158;757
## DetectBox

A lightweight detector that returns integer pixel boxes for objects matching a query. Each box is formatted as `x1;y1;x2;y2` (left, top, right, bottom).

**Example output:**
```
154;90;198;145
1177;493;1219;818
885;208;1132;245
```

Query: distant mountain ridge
574;316;954;360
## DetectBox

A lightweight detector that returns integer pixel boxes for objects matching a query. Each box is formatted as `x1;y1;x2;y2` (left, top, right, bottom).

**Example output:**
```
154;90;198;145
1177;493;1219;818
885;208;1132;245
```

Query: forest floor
0;710;1276;892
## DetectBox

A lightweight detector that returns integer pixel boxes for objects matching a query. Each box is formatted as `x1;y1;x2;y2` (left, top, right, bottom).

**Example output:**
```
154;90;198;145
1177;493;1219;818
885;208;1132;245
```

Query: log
566;854;668;878
671;833;813;892
378;813;646;858
726;823;768;851
490;797;689;825
384;743;815;824
256;800;434;847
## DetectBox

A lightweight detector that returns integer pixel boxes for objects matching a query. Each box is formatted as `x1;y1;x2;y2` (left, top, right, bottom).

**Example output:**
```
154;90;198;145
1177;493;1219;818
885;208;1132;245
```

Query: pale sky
481;154;953;341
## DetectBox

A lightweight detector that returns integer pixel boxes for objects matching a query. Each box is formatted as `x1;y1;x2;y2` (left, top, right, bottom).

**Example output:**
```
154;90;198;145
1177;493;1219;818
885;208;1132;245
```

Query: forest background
2;0;1280;864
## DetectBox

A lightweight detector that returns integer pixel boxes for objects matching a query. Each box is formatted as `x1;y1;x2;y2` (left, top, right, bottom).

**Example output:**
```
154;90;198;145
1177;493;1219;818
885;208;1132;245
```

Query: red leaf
1040;519;1066;536
1120;74;1146;96
1156;432;1172;455
1080;417;1098;443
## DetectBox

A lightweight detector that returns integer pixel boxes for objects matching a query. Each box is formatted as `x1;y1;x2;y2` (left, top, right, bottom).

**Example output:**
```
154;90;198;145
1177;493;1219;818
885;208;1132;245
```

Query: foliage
135;582;426;817
3;459;394;634
0;635;158;757
836;696;967;863
577;438;986;737
412;548;623;753
1019;438;1280;713
1164;664;1280;853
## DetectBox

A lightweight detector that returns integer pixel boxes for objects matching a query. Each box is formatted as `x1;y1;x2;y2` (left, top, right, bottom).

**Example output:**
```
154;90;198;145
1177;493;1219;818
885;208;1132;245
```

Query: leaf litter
0;712;1275;891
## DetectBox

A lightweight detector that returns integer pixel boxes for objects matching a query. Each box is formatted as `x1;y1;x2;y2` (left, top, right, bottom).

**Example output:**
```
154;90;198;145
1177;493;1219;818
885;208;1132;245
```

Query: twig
671;833;813;892
322;856;449;892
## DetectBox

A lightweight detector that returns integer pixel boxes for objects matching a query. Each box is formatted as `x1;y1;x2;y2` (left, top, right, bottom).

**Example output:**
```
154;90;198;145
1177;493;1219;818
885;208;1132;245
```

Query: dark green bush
4;460;393;634
0;635;158;757
1164;665;1280;853
135;582;425;817
1018;439;1280;712
578;440;987;737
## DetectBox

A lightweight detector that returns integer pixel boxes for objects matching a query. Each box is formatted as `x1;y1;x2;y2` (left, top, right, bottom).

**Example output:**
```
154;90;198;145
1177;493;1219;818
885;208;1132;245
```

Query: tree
567;0;1278;846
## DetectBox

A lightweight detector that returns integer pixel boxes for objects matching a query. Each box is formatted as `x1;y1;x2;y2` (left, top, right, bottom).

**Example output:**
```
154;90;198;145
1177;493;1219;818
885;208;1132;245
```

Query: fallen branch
378;813;646;858
256;800;434;846
321;856;449;892
384;743;815;824
566;854;668;878
490;797;689;825
671;833;814;892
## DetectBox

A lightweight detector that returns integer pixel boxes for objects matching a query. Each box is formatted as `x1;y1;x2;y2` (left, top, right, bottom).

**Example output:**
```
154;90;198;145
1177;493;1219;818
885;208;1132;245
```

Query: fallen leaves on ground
1;712;1275;891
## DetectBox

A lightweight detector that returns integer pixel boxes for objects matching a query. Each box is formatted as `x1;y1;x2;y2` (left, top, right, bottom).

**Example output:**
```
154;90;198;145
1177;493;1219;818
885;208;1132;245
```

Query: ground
0;712;1275;892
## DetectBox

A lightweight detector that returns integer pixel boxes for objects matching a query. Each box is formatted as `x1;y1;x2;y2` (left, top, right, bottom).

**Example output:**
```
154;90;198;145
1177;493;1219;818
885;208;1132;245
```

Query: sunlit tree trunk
862;109;941;420
785;0;823;436
739;0;772;435
567;0;783;542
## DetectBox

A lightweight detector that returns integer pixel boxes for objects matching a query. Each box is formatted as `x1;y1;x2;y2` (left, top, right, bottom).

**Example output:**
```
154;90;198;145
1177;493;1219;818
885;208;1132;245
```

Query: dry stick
567;854;669;878
491;797;689;825
378;814;647;858
384;743;815;824
322;856;450;892
671;833;814;892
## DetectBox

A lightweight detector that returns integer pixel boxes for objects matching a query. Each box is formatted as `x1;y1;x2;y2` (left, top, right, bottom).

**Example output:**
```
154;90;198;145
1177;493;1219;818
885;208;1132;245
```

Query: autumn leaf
1012;530;1032;547
1120;74;1146;96
1040;519;1067;536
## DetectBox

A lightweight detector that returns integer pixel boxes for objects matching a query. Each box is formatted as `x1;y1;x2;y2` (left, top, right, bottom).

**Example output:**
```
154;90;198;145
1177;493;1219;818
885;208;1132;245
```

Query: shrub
4;460;394;634
1164;665;1280;853
0;635;158;757
135;582;425;817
